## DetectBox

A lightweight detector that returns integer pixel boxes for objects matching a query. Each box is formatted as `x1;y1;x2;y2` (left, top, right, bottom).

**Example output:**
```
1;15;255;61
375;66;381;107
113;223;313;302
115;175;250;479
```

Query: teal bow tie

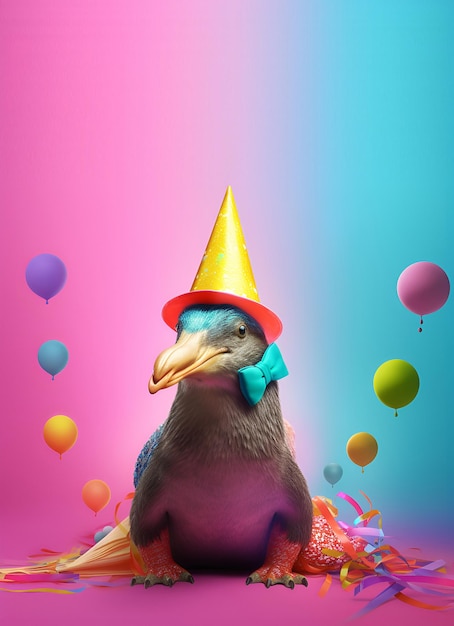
238;343;288;406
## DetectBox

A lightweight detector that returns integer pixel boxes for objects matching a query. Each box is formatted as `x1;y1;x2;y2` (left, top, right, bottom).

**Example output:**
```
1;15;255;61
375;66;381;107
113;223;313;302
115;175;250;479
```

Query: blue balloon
323;463;343;487
26;253;67;303
38;340;69;380
94;526;113;544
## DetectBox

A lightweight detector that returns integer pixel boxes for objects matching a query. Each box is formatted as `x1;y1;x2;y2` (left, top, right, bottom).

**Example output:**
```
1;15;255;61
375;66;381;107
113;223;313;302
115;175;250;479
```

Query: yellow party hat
162;187;282;342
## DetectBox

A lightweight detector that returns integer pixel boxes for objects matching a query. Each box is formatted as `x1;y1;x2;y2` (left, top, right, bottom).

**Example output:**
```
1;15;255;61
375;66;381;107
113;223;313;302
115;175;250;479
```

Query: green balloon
373;359;419;414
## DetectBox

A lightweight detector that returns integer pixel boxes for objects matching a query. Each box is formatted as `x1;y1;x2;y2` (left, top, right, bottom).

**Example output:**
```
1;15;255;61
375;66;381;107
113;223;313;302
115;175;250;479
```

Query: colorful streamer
308;492;454;618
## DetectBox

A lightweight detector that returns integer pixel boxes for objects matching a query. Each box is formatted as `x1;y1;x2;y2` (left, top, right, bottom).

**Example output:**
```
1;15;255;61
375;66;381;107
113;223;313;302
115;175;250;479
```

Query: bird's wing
133;423;165;488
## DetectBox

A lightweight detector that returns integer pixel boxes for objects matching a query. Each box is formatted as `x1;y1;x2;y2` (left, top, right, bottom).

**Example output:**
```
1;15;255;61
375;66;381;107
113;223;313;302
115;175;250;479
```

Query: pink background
1;1;453;624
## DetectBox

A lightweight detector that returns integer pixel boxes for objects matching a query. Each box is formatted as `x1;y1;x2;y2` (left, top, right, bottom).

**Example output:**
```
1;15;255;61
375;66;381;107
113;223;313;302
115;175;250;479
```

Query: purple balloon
25;254;67;303
397;261;450;316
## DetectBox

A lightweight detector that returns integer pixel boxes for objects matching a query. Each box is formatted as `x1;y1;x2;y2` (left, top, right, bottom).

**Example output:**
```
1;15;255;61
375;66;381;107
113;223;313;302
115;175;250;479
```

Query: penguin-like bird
130;303;313;588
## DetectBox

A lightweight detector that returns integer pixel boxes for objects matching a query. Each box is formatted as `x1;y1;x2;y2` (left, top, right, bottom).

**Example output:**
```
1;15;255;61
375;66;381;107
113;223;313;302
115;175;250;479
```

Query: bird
129;302;313;589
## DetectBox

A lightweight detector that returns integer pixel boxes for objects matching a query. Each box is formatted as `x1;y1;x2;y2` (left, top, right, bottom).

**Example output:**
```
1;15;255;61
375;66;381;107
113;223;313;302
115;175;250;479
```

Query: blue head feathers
177;304;266;340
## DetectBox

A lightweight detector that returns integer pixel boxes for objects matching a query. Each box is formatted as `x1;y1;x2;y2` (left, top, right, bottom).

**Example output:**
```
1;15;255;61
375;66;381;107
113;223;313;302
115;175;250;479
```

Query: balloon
38;340;69;380
397;262;450;331
346;432;378;472
82;480;111;515
323;463;343;487
94;525;114;543
25;253;67;303
43;415;78;459
373;359;419;416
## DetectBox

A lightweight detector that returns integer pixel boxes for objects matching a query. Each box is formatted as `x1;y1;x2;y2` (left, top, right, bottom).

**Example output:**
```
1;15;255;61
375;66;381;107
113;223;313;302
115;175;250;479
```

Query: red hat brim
162;290;282;343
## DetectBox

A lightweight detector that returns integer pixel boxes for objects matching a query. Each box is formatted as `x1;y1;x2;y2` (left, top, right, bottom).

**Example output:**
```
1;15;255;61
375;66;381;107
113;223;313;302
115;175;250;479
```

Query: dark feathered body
130;374;312;571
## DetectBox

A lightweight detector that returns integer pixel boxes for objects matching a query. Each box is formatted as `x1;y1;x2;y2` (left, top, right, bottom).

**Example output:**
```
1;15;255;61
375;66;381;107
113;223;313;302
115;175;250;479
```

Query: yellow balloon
346;432;378;472
43;414;78;459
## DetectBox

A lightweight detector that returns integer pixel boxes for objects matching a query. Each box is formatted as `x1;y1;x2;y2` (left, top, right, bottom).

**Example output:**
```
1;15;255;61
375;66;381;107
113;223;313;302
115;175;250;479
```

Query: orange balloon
43;415;78;459
346;432;378;472
82;479;111;515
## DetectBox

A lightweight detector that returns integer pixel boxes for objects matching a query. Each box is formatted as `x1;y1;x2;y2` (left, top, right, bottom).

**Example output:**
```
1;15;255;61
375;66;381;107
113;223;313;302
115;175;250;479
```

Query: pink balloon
397;262;450;316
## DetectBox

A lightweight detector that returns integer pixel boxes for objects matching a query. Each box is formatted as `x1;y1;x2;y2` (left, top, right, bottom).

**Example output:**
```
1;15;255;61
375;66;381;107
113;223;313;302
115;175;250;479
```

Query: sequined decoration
296;515;367;571
133;423;164;488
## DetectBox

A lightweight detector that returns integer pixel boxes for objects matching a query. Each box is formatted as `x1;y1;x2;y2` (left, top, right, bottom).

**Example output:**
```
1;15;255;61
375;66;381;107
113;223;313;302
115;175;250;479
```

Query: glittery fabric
133;423;164;488
295;515;367;572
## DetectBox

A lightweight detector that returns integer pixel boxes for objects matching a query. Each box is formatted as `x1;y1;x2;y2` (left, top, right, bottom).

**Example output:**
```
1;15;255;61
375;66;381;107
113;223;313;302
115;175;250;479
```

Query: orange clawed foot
131;528;194;588
246;569;308;589
131;570;194;588
246;524;308;589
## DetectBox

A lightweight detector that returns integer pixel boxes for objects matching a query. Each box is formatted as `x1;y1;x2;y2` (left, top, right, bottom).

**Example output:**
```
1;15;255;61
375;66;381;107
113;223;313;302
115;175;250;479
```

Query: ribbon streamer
0;586;86;594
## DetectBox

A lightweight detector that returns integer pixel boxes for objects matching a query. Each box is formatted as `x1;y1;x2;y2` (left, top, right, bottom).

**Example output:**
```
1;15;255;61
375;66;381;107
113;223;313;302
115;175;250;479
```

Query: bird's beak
148;331;228;394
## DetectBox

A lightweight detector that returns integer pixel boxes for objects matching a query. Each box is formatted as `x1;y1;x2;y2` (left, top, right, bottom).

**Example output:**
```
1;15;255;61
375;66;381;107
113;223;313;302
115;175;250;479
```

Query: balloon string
419;316;423;333
361;467;364;474
394;409;398;417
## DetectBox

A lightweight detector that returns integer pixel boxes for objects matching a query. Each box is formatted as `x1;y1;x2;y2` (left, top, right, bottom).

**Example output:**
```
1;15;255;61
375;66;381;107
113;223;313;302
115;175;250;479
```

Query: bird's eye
238;324;247;338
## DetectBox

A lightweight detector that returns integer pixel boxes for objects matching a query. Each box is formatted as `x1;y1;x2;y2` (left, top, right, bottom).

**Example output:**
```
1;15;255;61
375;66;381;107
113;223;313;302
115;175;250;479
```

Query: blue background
270;1;453;533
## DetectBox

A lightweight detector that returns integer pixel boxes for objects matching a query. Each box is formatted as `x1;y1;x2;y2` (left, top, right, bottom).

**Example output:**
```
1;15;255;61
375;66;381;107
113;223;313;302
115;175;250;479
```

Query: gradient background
1;1;453;624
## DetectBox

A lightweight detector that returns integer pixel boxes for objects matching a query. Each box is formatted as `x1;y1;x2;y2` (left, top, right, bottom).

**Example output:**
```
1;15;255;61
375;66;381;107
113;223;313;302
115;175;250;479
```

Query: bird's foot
245;522;308;589
131;529;194;588
131;570;194;588
246;568;308;589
